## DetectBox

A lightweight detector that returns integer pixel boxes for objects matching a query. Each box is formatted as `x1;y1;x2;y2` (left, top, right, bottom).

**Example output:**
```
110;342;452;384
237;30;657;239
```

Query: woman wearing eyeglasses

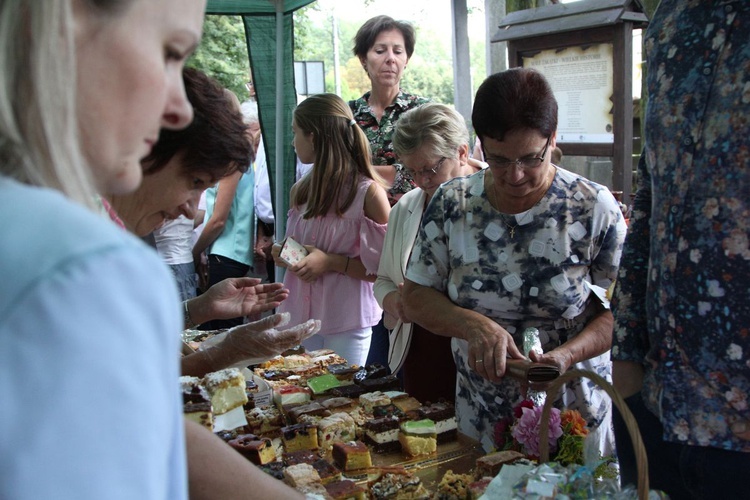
374;103;484;403
402;68;627;456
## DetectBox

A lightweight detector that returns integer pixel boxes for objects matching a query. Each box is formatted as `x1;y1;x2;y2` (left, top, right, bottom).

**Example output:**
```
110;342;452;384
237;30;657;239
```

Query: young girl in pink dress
272;93;390;366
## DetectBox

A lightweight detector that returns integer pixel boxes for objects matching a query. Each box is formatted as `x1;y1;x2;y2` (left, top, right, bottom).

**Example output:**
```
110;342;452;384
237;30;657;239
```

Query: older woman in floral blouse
402;68;627;455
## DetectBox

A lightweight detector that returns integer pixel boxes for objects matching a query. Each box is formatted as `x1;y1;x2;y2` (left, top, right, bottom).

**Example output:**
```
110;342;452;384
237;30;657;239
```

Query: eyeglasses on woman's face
404;156;447;179
483;135;551;170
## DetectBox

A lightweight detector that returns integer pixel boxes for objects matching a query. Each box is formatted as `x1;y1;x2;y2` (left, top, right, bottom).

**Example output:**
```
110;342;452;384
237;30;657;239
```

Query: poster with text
524;44;614;143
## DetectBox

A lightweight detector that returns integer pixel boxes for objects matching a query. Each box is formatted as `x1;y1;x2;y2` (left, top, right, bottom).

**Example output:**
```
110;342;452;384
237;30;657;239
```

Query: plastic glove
201;313;321;371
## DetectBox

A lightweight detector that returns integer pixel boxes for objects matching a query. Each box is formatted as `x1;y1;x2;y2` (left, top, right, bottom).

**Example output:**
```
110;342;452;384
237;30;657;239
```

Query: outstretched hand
192;277;289;324
210;313;321;368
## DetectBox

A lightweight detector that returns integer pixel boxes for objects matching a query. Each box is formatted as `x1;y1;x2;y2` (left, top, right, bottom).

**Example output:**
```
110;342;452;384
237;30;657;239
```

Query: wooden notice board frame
491;0;648;201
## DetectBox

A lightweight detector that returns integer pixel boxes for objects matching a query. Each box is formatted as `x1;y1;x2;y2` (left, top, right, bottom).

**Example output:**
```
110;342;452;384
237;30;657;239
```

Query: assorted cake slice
417;401;457;443
273;385;311;407
363;416;401;453
474;450;526;479
398;419;437;458
203;367;248;415
325;479;367;500
281;422;319;453
227;434;276;465
311;457;342;484
435;469;474;500
180;376;213;430
359;391;391;414
317;412;357;450
369;470;430;500
190;349;518;498
332;440;372;471
283;463;321;489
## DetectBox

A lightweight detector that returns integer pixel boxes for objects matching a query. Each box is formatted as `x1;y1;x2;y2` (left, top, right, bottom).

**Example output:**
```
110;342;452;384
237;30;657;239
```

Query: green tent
206;0;316;244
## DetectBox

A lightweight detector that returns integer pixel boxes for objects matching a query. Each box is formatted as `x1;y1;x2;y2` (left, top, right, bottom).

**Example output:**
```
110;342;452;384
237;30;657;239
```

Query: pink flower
513;399;535;419
510;405;563;458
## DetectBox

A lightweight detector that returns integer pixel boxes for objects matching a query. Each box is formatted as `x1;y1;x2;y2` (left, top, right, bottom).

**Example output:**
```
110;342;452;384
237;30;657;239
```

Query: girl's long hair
291;93;384;219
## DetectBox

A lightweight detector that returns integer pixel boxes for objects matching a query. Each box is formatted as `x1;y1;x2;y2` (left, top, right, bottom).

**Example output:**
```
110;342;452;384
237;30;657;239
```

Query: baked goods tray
343;433;484;489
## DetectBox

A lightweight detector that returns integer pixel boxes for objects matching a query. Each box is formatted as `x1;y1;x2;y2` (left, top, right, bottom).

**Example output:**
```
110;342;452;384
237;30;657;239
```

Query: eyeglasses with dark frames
483;135;552;170
405;156;447;179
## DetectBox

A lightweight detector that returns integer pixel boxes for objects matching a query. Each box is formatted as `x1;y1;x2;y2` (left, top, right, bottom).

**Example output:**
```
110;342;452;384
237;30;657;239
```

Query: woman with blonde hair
375;102;484;402
273;93;390;366
0;1;302;498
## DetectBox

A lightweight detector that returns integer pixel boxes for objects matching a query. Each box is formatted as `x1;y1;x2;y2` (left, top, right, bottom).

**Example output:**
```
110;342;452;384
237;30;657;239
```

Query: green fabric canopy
206;0;316;246
207;0;314;14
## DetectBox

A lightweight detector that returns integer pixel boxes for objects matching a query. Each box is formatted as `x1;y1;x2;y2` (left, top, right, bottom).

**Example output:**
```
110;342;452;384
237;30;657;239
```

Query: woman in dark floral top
611;1;750;497
348;15;430;207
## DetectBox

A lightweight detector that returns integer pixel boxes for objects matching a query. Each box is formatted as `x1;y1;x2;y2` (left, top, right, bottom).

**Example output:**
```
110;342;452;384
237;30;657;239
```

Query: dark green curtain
205;0;316;239
242;13;298;229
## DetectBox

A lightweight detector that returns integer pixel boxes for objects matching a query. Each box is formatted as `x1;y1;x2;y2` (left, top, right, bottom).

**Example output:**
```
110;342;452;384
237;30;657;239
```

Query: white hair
240;99;259;125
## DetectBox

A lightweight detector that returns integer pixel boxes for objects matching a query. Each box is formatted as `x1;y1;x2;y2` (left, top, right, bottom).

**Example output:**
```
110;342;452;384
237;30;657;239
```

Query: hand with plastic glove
181;313;321;376
184;277;289;328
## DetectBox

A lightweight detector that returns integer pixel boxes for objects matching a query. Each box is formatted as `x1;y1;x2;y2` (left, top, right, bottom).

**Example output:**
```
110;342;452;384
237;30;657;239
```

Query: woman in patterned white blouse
402;68;627;455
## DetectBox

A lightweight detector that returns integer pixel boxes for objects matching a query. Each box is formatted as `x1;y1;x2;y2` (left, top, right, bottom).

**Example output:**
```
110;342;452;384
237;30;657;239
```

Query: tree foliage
187;15;249;100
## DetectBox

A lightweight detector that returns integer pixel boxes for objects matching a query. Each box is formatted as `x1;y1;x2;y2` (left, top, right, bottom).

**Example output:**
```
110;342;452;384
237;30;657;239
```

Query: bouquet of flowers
494;399;590;465
495;400;617;477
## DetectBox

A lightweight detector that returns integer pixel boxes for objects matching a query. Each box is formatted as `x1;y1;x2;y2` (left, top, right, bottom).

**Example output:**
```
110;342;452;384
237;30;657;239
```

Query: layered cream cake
363;416;401;453
398;419;437;457
203;368;248;415
320;396;357;414
417;401;457;443
273;385;311;406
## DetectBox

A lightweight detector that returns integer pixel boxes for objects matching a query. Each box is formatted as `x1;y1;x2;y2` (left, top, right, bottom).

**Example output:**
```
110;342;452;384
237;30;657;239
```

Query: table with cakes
181;331;530;499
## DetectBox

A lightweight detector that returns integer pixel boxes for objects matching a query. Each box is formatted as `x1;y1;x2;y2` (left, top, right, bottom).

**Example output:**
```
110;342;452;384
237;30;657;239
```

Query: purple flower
510;405;563;458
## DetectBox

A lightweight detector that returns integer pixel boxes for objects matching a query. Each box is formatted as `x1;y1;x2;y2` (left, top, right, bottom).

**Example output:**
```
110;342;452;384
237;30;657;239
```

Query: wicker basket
538;369;649;500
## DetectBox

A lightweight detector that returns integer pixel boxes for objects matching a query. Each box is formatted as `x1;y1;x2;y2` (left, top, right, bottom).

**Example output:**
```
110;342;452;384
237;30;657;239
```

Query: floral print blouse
349;90;430;205
611;0;750;452
405;168;626;452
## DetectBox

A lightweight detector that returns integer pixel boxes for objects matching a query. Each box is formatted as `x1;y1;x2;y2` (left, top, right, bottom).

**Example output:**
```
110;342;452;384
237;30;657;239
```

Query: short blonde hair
0;1;95;207
392;102;470;159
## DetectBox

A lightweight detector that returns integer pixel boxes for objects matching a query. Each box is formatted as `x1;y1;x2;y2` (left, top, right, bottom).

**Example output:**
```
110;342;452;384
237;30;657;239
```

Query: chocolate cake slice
363;416;401;453
417;401;457;443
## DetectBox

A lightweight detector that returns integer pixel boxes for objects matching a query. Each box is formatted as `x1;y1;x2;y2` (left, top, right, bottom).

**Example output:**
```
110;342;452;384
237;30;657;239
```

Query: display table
347;433;484;490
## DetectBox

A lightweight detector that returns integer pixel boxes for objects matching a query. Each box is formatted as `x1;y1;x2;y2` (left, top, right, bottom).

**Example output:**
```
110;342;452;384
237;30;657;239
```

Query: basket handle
538;368;649;500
